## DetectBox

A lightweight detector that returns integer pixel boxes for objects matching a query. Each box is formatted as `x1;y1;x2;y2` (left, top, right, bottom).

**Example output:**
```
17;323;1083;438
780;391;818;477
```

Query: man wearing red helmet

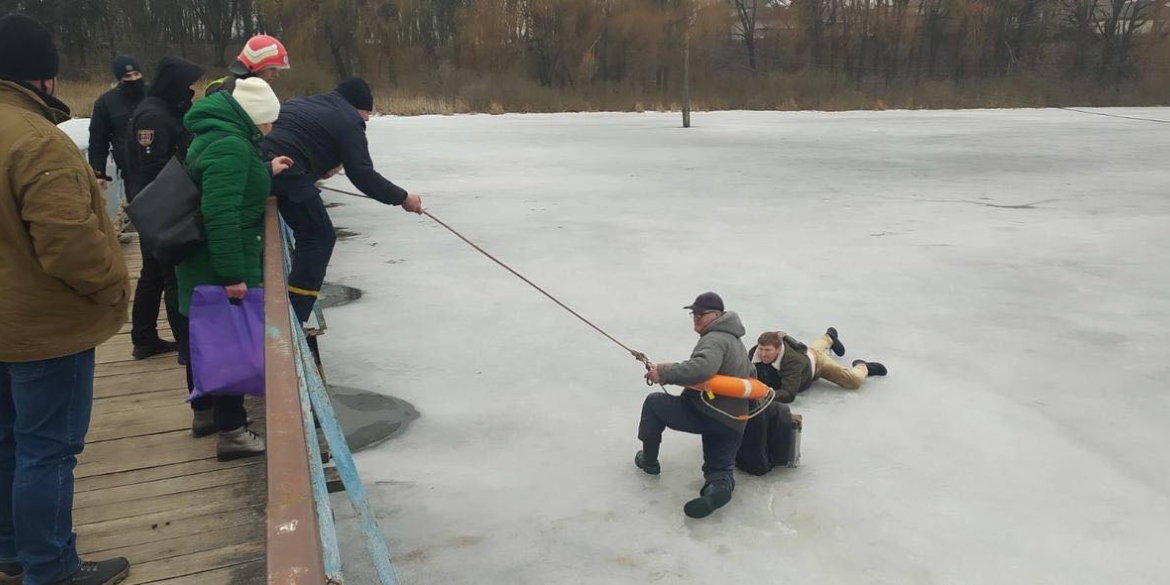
205;34;290;96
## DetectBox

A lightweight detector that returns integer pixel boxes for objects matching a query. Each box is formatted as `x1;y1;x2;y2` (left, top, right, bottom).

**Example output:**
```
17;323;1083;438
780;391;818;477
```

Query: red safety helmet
229;35;291;76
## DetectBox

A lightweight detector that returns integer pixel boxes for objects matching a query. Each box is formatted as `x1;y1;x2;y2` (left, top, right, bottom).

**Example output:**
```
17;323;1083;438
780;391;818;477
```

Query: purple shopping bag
188;285;265;400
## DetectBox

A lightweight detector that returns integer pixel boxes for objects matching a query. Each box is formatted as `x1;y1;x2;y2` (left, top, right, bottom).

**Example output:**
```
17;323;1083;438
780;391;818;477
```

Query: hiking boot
634;450;660;475
826;327;846;357
0;562;22;585
51;558;129;585
853;360;888;376
217;427;265;461
191;409;215;438
683;482;733;519
132;339;178;360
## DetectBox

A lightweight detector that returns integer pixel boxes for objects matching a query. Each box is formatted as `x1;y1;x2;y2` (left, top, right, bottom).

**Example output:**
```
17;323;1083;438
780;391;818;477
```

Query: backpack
735;402;802;476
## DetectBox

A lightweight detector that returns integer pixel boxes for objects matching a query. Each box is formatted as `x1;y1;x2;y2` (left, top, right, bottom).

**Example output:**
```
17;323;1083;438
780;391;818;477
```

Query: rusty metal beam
263;197;326;585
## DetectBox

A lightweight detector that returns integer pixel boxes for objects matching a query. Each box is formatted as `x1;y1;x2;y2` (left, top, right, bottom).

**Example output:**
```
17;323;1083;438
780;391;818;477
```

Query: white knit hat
232;77;280;126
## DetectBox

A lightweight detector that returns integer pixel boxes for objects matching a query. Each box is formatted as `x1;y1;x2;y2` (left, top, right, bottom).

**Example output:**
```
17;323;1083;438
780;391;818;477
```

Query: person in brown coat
749;329;887;403
0;14;132;585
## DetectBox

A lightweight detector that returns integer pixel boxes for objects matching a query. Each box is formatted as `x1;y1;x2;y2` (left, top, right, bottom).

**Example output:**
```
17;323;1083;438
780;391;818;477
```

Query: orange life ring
688;375;769;400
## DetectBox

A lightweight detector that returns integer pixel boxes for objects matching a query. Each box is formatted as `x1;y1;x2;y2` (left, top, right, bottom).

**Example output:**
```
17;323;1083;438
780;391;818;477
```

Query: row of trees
7;0;1169;107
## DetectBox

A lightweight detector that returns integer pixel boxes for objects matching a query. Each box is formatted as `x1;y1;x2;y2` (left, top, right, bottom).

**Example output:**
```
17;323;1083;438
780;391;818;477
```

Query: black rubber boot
634;447;660;476
132;338;178;360
826;327;846;357
683;482;733;519
853;360;888;376
51;558;130;585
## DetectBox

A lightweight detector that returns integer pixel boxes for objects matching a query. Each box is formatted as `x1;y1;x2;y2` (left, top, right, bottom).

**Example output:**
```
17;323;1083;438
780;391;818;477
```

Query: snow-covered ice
309;109;1166;583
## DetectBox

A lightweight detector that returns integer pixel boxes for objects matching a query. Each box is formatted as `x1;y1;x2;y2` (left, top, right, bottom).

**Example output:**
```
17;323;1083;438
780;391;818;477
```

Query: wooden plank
75;458;263;500
78;431;213;476
87;405;192;443
80;418;266;472
118;321;173;335
95;370;186;398
78;503;264;555
93;389;189;418
76;457;262;494
96;347;178;366
324;466;345;494
119;541;264;585
88;522;264;573
151;559;264;585
96;358;185;378
76;481;264;526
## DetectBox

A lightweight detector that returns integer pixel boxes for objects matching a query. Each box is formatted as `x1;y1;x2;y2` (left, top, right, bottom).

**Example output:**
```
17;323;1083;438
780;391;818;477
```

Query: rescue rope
319;184;772;419
319;185;656;371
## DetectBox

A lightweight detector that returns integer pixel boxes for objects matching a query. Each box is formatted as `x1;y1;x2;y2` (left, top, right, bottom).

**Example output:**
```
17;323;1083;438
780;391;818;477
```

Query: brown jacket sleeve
17;131;127;306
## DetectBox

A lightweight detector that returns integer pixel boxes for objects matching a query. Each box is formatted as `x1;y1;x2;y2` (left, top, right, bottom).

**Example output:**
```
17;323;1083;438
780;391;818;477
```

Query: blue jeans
638;392;742;490
0;350;94;585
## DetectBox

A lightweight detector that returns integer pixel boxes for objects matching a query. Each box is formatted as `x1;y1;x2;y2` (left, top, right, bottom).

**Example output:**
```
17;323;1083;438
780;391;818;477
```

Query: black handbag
124;156;203;265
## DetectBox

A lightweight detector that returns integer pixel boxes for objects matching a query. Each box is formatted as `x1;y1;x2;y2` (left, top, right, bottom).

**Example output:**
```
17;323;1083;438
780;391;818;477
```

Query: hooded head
148;56;205;112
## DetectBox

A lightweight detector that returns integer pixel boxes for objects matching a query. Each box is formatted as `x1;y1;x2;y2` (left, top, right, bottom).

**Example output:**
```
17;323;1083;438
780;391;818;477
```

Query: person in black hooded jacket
123;56;205;363
87;55;146;187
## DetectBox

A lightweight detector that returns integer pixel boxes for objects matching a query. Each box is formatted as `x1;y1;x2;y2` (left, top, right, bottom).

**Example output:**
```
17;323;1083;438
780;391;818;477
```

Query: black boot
853;360;887;376
132;338;178;360
634;442;660;475
683;482;733;519
51;558;129;585
826;327;846;357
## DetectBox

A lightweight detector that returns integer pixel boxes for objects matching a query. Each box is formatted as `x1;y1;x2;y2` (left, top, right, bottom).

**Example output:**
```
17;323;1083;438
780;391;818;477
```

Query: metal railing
264;198;401;585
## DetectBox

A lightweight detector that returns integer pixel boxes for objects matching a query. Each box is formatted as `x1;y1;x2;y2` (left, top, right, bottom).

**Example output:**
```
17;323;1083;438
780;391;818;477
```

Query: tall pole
683;16;691;128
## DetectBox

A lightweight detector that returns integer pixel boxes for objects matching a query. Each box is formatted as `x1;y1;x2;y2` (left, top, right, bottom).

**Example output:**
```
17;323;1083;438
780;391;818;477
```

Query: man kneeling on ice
637;292;754;518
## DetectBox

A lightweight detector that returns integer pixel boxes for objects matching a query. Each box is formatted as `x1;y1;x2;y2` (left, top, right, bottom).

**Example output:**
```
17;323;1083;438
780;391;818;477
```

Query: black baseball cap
684;292;724;313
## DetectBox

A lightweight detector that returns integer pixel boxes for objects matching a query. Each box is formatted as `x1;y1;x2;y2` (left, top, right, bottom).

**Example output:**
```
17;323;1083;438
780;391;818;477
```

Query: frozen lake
289;108;1167;583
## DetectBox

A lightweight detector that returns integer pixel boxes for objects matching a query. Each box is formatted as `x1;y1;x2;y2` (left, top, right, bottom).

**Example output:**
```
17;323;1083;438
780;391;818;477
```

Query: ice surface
312;109;1167;584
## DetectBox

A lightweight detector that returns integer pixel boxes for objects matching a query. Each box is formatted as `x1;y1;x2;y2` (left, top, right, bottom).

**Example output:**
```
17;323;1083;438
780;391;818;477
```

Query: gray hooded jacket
658;311;754;432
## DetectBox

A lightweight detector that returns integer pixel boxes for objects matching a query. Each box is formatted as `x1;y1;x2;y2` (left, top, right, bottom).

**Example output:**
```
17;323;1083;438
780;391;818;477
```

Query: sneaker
51;558;129;585
191;409;215;438
853;360;888;377
826;327;846;357
132;339;178;360
634;450;660;475
683;482;733;519
0;562;23;585
217;427;266;462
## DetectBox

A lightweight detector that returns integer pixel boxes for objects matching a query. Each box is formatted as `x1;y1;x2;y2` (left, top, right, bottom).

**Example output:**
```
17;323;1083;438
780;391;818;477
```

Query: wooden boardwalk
74;239;268;584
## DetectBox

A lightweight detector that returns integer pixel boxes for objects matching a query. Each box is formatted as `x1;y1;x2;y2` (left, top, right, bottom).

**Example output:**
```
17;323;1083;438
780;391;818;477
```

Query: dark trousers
638;392;742;489
278;194;336;323
131;240;182;346
0;350;94;584
176;315;247;432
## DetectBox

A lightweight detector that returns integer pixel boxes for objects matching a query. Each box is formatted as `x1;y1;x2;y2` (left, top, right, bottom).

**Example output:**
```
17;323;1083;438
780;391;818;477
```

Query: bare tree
731;0;760;71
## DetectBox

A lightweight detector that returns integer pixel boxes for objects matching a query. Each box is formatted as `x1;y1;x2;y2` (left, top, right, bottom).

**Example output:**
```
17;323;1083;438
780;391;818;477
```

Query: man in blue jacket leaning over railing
261;77;423;324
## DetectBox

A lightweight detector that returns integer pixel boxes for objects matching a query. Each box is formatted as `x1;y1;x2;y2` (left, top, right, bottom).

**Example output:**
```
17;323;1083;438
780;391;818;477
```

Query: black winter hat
111;55;141;80
0;14;60;81
335;77;374;111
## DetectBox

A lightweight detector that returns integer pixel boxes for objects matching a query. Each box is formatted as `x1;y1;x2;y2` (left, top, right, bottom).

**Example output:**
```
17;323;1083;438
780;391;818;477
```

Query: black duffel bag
124;156;203;265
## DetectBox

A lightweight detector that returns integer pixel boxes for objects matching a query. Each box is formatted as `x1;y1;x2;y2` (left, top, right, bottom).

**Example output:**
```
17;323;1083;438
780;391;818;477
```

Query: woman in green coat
178;78;292;461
